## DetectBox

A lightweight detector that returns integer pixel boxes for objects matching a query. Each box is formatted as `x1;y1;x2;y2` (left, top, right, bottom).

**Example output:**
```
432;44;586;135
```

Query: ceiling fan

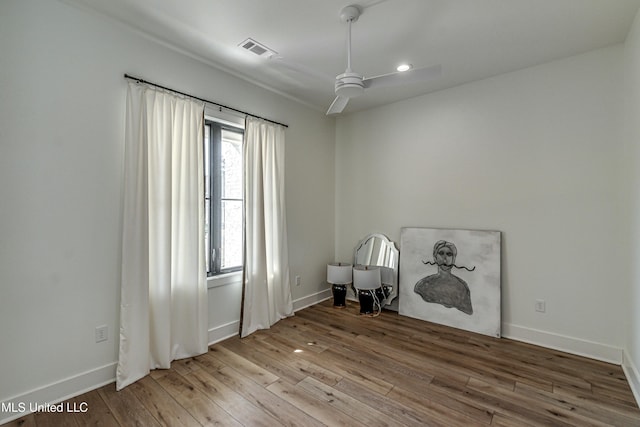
326;4;442;115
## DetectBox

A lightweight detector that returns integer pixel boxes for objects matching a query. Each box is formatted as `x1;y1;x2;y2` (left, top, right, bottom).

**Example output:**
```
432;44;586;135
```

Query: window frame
205;119;244;277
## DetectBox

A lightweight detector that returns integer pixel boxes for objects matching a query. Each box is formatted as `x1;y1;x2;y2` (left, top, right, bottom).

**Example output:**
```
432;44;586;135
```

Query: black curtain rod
124;74;288;128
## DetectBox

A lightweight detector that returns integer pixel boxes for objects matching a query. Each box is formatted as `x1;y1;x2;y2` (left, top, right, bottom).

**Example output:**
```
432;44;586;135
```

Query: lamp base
358;289;376;315
332;284;347;308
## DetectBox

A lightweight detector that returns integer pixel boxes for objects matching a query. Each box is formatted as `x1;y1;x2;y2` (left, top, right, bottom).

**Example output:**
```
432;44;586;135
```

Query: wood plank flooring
5;299;640;426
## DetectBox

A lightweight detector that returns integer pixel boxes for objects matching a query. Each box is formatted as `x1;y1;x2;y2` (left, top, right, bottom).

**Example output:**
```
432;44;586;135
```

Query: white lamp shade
327;263;352;284
380;266;393;285
353;266;381;290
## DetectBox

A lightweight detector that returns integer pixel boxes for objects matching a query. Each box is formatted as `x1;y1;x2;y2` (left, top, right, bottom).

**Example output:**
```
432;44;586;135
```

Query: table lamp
353;265;381;315
327;263;352;308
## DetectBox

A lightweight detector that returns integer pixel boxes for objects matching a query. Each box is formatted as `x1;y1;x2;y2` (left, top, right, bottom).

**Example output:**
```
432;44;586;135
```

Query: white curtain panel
117;82;207;390
241;117;293;338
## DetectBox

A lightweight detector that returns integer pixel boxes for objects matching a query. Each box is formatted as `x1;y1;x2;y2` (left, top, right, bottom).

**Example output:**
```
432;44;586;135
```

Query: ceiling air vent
239;38;277;58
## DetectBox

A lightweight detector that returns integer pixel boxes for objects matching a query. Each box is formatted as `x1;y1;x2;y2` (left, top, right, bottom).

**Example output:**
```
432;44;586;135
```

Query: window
204;120;244;276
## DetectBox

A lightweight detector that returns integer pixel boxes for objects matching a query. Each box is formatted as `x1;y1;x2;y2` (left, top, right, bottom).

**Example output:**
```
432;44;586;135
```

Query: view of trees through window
204;121;243;275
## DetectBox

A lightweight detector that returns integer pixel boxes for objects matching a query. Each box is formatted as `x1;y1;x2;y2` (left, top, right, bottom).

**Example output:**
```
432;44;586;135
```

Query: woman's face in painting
435;246;454;271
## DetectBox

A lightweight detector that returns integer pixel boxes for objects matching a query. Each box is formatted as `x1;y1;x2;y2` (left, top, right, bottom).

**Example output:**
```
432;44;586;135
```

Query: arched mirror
353;233;399;309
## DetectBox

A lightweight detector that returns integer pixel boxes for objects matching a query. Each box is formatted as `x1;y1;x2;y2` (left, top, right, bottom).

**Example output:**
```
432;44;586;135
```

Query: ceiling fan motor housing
340;5;360;23
335;72;364;98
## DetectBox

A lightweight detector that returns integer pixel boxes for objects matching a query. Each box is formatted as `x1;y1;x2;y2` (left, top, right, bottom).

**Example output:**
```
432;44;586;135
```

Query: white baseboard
208;320;240;346
502;323;623;365
293;288;332;312
0;362;117;425
622;350;640;407
206;288;332;346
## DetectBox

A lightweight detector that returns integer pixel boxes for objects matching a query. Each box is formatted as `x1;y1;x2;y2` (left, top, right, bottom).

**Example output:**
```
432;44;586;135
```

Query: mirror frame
353;233;399;307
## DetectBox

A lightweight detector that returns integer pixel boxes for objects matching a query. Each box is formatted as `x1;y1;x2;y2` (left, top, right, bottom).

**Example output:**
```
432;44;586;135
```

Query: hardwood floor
6;299;640;426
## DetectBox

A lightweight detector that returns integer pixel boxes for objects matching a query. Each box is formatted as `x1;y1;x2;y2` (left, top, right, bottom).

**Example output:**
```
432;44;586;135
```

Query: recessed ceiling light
397;64;412;72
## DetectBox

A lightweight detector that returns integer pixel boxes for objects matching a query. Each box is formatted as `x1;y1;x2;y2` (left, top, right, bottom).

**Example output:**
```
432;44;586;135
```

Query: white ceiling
68;0;640;114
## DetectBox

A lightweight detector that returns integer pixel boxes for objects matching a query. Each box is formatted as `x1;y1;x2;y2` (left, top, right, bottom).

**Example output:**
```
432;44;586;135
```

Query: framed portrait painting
399;227;501;337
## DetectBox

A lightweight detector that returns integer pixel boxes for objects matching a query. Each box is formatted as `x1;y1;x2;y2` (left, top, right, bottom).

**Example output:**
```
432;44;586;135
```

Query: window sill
207;271;242;289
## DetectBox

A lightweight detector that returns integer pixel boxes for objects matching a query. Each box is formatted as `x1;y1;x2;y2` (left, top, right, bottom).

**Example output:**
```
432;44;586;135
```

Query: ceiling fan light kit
326;4;442;115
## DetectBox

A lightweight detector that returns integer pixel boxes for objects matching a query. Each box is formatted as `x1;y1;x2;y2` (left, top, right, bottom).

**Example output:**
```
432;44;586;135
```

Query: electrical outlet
295;275;301;286
535;299;546;313
95;325;108;343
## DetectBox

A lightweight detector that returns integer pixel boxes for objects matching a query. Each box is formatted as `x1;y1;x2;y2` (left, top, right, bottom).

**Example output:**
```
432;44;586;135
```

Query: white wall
623;8;640;401
335;45;626;361
0;0;334;414
2;0;637;417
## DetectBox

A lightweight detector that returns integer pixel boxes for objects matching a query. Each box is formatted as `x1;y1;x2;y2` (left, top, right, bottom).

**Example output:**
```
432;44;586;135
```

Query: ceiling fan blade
326;96;350;115
363;64;442;90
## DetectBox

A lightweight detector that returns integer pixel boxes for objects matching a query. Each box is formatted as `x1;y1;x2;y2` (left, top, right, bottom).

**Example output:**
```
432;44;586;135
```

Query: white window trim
207;270;242;289
204;107;245;129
